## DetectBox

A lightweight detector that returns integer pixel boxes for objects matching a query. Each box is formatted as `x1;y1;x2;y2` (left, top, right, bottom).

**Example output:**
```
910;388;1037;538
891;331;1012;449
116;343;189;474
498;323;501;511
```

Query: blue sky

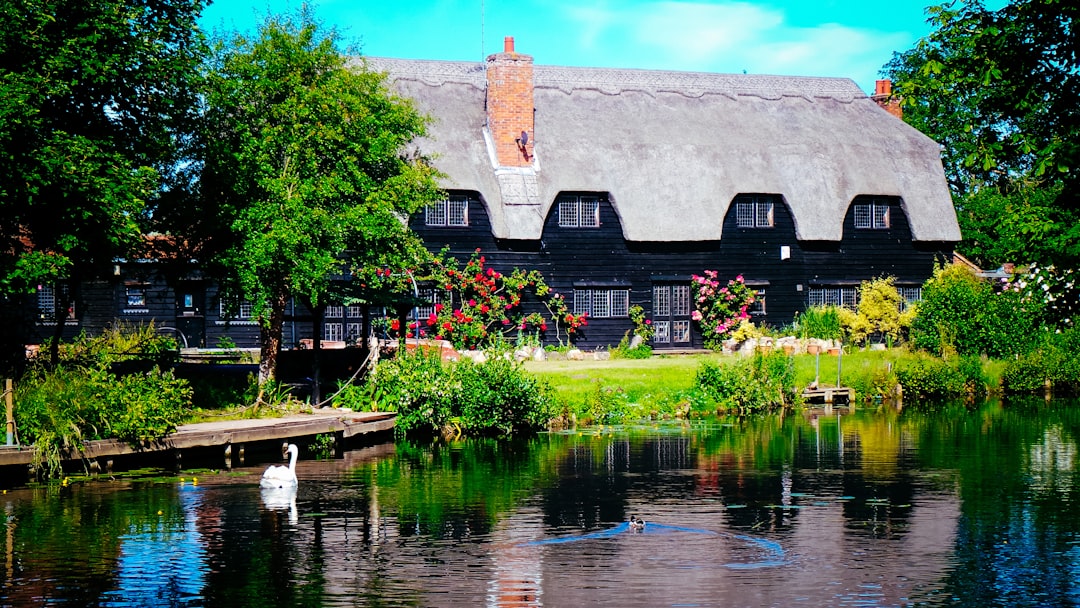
200;0;949;95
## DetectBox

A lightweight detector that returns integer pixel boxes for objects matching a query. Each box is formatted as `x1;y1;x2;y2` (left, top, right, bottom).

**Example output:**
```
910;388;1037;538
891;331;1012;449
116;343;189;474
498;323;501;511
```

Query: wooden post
5;379;13;446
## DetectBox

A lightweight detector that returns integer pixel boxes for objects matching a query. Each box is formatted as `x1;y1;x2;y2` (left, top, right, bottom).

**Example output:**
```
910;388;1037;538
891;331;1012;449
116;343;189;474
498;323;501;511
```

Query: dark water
4;398;1080;607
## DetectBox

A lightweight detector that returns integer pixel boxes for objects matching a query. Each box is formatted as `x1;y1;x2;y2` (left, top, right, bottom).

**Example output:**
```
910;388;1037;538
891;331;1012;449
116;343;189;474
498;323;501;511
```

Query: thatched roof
362;57;960;243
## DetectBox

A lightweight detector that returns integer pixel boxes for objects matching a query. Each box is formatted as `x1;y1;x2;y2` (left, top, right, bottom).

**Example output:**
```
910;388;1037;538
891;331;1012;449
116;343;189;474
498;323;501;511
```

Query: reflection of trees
3;483;182;605
914;397;1080;605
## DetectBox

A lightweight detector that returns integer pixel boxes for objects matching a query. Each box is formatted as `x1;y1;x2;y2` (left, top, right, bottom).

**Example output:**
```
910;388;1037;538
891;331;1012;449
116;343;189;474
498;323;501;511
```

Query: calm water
4;398;1080;607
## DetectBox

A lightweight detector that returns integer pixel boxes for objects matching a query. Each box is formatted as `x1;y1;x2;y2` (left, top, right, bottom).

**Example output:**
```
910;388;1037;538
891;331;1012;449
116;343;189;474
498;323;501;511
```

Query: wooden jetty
801;385;855;405
0;410;395;469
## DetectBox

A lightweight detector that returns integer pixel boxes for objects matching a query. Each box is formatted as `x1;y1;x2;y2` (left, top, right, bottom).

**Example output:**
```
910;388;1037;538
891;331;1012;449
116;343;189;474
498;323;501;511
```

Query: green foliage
911;263;1043;358
691;271;757;350
199;8;442;384
894;356;969;401
342;351;555;436
1001;329;1080;395
0;0;206;290
839;277;910;346
795;306;844;340
609;332;653;360
884;0;1080;267
583;383;632;424
693;352;795;413
628;305;654;342
15;365;191;478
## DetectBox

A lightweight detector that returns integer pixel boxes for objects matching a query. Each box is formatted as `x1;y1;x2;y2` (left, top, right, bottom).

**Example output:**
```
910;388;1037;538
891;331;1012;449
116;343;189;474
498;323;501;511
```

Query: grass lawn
524;348;1002;417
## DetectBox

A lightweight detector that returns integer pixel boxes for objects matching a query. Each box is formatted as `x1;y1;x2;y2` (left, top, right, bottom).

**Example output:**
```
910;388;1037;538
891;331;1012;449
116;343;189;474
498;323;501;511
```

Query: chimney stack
872;78;902;119
486;36;534;166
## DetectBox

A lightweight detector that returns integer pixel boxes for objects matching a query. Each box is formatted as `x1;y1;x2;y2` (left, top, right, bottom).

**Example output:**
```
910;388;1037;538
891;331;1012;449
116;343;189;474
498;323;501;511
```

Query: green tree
0;0;207;370
199;9;441;387
883;0;1080;267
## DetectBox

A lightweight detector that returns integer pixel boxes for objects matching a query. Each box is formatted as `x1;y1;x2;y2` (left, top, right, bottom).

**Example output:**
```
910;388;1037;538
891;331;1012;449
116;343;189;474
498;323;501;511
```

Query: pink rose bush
690;270;756;350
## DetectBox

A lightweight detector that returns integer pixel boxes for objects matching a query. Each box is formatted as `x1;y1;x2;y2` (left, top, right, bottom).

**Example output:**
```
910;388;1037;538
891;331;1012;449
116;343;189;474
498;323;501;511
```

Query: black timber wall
412;191;954;350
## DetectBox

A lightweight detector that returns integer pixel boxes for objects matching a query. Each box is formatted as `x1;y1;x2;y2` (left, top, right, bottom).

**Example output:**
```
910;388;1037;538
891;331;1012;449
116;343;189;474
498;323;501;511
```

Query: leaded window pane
346;322;362;342
326;305;344;318
756;201;773;227
610;289;629;317
591;290;611;318
325;323;343;341
425;203;447;226
347;305;363;318
573;289;591;315
448;196;468;226
873;203;890;228
653;320;671;343
854;204;872;229
672;285;690;316
580;196;600;227
673;320;691;343
736;202;754;228
558;200;579;227
654;285;671;317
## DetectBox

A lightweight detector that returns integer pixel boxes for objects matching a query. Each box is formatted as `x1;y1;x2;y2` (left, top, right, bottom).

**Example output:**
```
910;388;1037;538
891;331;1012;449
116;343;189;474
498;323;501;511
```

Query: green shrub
1001;330;1080;395
610;331;653;359
694;352;795;413
894;356;967;401
15;364;191;478
344;351;556;436
911;263;1044;358
796;306;844;340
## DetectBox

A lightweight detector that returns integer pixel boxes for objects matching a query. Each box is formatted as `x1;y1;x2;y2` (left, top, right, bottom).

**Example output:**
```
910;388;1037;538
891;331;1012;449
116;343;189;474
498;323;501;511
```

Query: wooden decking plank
0;410;395;468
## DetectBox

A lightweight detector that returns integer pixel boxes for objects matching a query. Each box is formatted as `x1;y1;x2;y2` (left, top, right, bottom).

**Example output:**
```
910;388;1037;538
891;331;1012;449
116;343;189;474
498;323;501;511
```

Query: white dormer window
425;195;469;227
557;195;600;228
735;196;774;228
854;199;891;229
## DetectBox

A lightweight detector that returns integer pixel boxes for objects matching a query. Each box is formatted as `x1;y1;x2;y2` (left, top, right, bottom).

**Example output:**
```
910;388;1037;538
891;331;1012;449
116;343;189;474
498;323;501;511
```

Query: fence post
5;379;12;446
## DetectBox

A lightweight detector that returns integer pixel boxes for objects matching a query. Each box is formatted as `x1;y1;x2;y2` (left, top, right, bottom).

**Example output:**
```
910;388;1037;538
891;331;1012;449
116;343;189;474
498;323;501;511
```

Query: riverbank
0;409;394;484
525;349;1010;419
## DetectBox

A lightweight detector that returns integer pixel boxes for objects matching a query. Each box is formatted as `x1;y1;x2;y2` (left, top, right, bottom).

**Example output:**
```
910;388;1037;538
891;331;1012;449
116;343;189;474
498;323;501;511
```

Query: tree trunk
48;279;75;369
258;290;288;389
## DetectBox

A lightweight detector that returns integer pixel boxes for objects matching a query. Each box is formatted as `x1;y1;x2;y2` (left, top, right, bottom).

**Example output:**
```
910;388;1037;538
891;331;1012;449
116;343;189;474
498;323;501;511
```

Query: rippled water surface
4;398;1080;606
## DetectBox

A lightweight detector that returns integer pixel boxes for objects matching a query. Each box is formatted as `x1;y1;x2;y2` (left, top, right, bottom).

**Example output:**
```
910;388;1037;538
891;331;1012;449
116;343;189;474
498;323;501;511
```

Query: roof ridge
362;56;866;100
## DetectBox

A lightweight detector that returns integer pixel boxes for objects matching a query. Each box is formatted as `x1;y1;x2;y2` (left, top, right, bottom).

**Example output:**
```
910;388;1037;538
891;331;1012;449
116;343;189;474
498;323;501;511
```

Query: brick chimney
872;79;902;119
486;36;534;166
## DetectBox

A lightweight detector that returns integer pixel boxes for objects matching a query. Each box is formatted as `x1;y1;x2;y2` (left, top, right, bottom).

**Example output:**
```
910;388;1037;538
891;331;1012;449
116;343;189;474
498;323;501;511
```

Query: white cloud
560;1;912;90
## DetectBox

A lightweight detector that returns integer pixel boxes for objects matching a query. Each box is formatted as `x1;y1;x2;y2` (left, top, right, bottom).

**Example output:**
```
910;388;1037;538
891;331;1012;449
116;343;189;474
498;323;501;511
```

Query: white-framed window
125;285;147;308
672;321;691;343
735;196;775;228
346;322;363;343
416;287;447;319
425;195;469;227
219;299;253;319
557;195;600;228
749;288;767;316
573;288;629;318
653;320;671;343
325;305;344;319
347;305;363;318
854;199;891;229
37;284;75;322
325;322;343;342
672;285;691;316
808;286;859;310
898;286;922;312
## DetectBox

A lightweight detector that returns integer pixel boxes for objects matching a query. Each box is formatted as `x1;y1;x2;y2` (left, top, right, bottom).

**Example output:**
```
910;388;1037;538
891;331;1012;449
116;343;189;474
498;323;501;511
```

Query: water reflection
2;398;1080;606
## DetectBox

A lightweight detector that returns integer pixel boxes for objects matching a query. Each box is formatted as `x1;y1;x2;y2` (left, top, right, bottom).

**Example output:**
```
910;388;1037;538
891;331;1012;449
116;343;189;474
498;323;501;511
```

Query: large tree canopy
0;0;207;368
199;10;441;385
884;0;1080;268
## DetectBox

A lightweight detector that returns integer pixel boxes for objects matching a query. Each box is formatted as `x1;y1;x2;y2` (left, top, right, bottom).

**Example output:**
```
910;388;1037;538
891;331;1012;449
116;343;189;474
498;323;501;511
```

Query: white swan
260;443;299;489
